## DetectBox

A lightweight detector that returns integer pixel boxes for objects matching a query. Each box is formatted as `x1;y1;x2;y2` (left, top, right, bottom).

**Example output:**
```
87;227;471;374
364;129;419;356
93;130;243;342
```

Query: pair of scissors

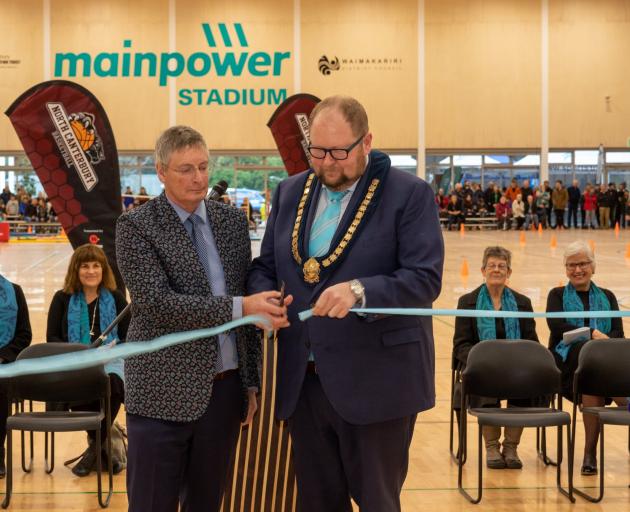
279;280;286;307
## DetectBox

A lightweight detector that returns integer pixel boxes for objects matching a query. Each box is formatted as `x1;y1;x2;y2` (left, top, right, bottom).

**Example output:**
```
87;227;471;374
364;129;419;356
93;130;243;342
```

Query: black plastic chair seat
7;411;104;432
581;406;630;426
457;340;573;504
470;407;570;427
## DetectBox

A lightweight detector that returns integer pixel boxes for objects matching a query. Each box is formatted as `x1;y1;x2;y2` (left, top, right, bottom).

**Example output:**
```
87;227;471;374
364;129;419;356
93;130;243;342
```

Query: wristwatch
349;279;365;304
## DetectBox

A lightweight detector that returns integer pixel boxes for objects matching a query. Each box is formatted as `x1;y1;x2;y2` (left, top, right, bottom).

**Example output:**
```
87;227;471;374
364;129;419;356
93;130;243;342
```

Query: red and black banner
267;93;320;176
5;80;125;291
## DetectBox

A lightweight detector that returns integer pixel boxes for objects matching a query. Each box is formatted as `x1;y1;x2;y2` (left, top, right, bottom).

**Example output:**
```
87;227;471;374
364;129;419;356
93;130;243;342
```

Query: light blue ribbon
298;308;630;322
0;315;268;379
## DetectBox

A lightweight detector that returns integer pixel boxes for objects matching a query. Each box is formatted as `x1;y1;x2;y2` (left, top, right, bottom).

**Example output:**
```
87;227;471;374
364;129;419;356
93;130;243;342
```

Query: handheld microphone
208;180;228;201
90;303;132;348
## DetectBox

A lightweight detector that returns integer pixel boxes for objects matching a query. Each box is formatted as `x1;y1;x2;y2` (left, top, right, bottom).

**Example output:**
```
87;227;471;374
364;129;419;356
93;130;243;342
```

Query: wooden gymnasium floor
0;227;629;511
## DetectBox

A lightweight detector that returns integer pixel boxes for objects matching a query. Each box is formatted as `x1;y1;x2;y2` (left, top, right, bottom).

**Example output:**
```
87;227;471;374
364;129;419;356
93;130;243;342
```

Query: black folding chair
450;352;556;467
2;343;113;509
570;338;630;502
457;339;574;504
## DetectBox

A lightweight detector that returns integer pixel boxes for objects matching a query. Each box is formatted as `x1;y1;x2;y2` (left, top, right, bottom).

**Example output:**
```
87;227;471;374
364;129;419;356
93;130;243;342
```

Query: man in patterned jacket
116;126;290;512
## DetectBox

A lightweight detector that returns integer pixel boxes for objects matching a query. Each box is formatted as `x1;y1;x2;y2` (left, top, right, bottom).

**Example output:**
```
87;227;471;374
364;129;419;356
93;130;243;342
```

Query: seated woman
495;196;512;230
453;246;539;470
46;244;129;477
546;240;625;476
446;194;464;231
0;273;32;477
462;194;477;218
511;193;526;229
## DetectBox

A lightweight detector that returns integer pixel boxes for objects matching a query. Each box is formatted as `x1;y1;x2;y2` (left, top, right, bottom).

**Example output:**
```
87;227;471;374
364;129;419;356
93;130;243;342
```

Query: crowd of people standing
437;178;629;231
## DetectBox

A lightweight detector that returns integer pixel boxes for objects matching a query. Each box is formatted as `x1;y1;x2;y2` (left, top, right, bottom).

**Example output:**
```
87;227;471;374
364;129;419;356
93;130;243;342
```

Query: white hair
563;240;595;270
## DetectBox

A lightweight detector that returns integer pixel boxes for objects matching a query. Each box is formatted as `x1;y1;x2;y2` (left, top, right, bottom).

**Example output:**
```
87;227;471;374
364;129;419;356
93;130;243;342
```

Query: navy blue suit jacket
248;152;444;425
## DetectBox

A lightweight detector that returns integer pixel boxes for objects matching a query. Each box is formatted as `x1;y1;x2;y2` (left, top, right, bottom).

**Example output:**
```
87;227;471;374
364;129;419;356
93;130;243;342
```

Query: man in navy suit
248;96;444;511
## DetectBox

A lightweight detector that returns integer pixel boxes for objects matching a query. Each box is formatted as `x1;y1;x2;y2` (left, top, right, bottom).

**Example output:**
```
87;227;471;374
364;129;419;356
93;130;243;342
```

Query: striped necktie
186;213;223;372
309;189;350;257
187;214;213;284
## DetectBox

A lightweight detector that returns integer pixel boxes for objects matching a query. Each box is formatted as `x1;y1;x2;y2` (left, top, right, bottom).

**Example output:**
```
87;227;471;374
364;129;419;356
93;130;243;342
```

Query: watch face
351;281;364;298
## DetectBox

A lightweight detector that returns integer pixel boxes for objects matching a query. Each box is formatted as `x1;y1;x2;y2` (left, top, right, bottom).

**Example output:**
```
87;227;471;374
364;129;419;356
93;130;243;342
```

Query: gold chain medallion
291;175;380;283
303;257;321;283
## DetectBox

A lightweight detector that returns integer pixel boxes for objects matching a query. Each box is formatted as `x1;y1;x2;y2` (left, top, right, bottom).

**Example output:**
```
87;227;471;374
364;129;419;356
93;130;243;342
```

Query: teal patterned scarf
555;282;611;362
476;285;521;341
67;289;124;381
68;289;118;345
0;274;17;348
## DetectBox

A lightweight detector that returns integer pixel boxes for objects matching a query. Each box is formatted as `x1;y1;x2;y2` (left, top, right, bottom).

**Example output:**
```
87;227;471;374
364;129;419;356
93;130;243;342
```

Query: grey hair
154;125;207;167
564;240;595;269
482;246;512;269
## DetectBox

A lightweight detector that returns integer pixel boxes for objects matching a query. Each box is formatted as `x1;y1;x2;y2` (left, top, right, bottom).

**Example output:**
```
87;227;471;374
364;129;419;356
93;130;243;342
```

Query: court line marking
15;251;59;273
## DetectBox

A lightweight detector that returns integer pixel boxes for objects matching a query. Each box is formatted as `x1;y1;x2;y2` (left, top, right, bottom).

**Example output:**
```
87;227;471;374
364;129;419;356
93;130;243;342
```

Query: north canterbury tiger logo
46;102;103;192
68;112;105;164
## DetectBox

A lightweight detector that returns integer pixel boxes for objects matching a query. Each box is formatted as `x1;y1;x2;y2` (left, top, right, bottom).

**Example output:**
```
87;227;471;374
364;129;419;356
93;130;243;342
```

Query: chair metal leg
555;423;575;502
572;419;605;502
44;432;55;474
457;418;482;504
97;399;113;508
537;427;558;466
2;430;13;508
449;369;456;459
450;408;466;464
14;400;33;474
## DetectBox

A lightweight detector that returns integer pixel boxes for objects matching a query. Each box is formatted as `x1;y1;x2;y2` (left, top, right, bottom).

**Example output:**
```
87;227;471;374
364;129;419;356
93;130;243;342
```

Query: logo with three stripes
202;23;249;47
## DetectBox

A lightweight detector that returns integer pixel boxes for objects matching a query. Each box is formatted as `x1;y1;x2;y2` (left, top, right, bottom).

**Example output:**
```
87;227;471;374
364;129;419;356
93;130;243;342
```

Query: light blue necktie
308;189;349;257
307;188;348;362
186;213;223;372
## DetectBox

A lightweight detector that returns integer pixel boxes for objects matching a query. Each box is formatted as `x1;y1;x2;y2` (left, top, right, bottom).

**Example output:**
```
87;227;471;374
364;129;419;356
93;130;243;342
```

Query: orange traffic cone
615;222;620;238
550;234;557;249
460;222;465;235
625;242;630;258
589;239;596;253
519;231;526;246
531;222;536;232
460;258;469;277
27;225;32;234
538;223;543;235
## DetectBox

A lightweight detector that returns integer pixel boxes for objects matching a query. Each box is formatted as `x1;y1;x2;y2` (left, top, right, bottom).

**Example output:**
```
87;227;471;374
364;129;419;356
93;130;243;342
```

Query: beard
314;155;367;191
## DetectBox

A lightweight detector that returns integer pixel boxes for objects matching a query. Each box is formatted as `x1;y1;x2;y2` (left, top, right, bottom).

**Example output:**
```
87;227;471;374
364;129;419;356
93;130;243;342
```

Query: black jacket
453;285;539;366
46;289;129;343
1;283;32;363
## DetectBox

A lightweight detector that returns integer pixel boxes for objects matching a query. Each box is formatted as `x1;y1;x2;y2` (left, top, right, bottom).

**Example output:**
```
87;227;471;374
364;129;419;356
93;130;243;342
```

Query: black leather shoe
581;454;598;476
72;444;96;477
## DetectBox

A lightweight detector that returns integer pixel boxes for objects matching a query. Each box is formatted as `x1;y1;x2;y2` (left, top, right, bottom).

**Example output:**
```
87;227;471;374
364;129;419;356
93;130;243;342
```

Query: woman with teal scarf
546;240;625;476
46;244;129;477
0;273;32;478
453;246;539;471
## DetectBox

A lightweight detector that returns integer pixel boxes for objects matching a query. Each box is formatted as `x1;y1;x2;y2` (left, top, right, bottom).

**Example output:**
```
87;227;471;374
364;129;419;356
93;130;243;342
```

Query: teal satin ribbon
0;315;268;379
298;308;630;321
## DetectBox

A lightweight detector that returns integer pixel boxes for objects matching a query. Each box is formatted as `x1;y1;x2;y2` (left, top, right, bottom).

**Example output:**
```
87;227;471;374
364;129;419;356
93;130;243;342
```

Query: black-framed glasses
307;134;365;161
565;261;592;271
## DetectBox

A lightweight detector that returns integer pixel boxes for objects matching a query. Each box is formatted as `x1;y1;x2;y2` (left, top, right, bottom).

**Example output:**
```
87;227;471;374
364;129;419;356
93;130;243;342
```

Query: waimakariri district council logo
318;55;340;75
